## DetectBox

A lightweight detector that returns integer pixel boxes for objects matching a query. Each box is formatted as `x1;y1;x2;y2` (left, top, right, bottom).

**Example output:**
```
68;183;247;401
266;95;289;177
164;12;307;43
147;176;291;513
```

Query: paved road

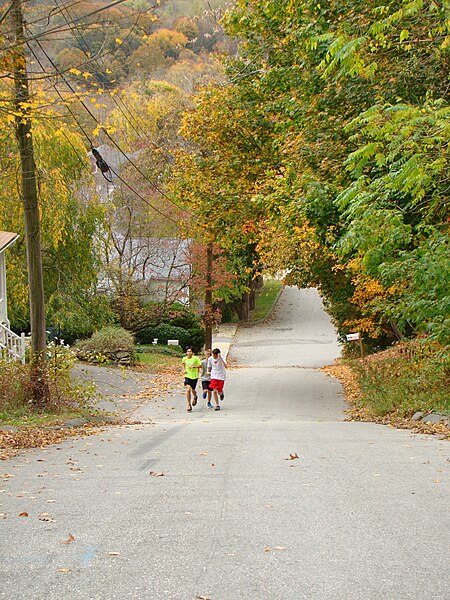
1;287;449;600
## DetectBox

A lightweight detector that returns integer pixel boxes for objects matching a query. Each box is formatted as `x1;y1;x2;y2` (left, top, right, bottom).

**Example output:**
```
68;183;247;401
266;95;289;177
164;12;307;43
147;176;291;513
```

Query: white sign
346;332;360;341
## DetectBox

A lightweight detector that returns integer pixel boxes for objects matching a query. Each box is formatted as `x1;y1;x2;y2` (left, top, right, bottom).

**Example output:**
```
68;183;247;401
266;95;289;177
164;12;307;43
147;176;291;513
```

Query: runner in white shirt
207;348;226;411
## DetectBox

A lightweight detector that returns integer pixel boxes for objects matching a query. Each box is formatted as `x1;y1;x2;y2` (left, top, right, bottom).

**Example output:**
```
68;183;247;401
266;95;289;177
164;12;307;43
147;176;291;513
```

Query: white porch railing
0;322;25;364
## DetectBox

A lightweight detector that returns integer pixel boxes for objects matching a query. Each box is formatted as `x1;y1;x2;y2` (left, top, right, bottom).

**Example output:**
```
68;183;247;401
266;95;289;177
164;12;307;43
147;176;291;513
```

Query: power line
109;166;182;226
30;32;193;217
26;36;189;227
0;0;133;54
55;0;151;146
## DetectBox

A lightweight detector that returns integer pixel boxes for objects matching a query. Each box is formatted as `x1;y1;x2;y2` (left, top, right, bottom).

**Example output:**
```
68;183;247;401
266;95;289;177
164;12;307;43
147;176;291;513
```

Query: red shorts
209;379;224;393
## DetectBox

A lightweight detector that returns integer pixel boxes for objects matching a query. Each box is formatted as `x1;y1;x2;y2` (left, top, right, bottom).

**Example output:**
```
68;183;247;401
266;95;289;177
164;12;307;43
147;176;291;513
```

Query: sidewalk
212;323;237;361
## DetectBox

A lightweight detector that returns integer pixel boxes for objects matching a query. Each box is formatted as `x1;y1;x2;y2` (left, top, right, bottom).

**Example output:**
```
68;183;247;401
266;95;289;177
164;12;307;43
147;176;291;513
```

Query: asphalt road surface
1;287;449;600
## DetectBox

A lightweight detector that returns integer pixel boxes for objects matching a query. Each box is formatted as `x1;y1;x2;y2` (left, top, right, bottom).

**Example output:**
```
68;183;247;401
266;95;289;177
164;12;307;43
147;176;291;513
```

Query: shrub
136;324;188;347
75;326;135;364
0;346;97;417
132;304;205;353
169;308;200;330
136;323;204;353
351;340;449;417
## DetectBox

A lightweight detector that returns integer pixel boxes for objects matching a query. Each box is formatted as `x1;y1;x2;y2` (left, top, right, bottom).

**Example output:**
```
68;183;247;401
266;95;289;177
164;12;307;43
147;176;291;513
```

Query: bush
132;305;206;353
169;307;200;330
351;340;449;417
0;346;96;418
75;326;135;364
137;324;188;347
136;323;204;353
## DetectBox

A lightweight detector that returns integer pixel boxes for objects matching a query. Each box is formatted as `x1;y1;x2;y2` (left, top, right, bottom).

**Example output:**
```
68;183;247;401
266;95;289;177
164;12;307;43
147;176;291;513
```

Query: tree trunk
11;0;48;403
204;242;213;350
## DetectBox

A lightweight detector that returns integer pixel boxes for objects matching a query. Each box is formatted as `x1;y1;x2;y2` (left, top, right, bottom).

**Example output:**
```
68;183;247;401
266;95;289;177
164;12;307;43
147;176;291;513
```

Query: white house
0;231;25;362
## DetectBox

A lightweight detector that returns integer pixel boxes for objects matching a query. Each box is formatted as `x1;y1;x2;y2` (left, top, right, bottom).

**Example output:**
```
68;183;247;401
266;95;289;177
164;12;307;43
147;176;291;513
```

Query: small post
346;332;364;359
20;332;26;364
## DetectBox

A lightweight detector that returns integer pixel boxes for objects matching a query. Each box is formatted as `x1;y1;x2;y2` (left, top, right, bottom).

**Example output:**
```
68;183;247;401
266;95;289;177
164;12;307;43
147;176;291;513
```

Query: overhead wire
57;124;181;225
55;0;154;147
29;33;193;217
26;34;190;226
0;0;131;54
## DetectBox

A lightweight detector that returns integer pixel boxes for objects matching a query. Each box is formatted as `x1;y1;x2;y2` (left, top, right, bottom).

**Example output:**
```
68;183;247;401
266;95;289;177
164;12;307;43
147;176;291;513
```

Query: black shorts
201;380;212;391
184;377;198;390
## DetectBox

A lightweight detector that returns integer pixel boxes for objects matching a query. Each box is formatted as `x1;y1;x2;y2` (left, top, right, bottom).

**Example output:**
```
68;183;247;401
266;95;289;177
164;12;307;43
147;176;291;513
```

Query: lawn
250;278;283;321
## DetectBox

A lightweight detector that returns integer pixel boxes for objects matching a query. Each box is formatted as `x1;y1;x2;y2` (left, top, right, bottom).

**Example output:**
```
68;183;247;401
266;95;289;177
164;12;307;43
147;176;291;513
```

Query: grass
349;340;450;418
250;279;283;321
0;351;99;428
0;406;93;428
135;344;183;372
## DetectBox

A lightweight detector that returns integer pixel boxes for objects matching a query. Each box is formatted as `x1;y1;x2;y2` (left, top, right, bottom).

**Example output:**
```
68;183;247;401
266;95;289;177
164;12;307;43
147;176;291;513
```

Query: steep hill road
0;287;448;600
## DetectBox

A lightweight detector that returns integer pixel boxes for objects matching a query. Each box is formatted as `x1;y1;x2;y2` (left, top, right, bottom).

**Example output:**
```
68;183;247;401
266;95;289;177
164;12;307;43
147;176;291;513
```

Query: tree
172;82;279;319
7;0;48;403
218;0;450;343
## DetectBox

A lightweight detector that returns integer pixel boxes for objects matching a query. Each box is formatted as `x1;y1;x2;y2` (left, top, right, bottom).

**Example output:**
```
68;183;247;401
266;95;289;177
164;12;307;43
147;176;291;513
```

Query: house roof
0;231;19;253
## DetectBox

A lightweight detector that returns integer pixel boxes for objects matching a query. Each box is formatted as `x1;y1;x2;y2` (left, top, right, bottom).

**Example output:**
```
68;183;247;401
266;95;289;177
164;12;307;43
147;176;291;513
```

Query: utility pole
11;0;48;403
204;242;213;350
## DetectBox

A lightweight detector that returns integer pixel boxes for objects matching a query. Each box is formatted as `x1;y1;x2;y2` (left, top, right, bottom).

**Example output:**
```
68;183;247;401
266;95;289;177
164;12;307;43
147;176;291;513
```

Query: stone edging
411;412;449;427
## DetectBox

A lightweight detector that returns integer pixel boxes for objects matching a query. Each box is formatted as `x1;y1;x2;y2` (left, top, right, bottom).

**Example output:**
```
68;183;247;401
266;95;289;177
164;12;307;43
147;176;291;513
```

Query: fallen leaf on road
285;453;299;460
57;568;71;573
196;595;211;600
0;513;7;518
107;551;120;556
39;513;56;522
149;471;164;477
200;453;208;456
18;512;28;517
64;533;75;544
264;546;287;552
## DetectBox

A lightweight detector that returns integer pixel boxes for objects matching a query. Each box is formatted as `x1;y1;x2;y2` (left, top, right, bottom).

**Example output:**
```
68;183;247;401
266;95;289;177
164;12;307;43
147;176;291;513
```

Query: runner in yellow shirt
181;347;202;412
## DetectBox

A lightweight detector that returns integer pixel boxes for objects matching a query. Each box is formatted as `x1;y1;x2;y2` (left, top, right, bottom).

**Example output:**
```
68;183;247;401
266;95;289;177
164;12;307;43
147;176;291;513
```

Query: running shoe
215;405;220;411
220;393;224;401
192;395;197;406
207;402;213;408
202;391;207;400
187;407;192;412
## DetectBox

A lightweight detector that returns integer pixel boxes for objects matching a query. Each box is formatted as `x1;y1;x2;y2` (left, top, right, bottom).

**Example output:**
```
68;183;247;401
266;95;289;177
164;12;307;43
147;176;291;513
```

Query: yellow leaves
115;38;123;45
400;29;409;42
92;124;117;138
69;68;92;80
